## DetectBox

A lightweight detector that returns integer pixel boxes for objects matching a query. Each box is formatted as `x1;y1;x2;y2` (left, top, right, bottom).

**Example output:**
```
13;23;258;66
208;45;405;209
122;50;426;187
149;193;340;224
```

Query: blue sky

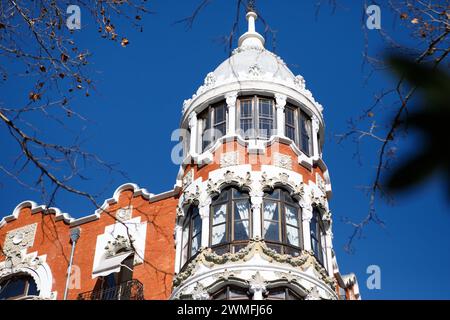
1;1;449;299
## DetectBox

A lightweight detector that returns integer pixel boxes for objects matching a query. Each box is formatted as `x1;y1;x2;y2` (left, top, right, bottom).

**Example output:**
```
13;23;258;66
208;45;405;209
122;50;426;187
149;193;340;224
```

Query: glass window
0;275;39;300
200;103;227;152
262;189;302;255
212;285;252;300
299;110;312;156
180;206;202;268
311;207;326;266
265;287;302;300
285;106;296;142
258;98;274;139
238;96;276;140
210;187;251;253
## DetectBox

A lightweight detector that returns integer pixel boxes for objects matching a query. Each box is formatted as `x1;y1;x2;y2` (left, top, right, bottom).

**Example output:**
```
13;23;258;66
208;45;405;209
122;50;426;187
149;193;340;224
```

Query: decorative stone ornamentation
273;153;292;170
182;170;193;189
248;272;267;298
220;152;239;168
206;170;252;195
116;206;132;222
261;172;304;198
248;64;262;77
105;234;133;257
190;283;210;300
203;72;216;88
3;223;37;265
294;75;306;90
172;239;334;289
183;185;201;206
305;286;321;300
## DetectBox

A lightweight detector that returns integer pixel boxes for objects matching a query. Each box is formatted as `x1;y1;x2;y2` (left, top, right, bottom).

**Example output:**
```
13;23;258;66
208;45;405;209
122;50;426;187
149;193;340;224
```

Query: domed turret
172;8;360;301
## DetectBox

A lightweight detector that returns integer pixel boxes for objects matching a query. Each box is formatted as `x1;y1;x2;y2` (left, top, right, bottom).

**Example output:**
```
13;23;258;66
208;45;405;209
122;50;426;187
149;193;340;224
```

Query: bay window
210;187;251;254
262;189;303;256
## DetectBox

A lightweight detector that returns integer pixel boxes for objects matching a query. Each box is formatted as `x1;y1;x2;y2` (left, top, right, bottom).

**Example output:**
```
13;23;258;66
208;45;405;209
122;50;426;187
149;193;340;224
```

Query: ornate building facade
0;9;360;301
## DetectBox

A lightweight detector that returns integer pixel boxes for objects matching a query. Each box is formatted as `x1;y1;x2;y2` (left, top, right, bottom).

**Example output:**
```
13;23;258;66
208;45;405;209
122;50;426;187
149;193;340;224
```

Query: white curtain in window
286;226;299;246
213;204;227;224
211;224;226;245
235;201;250;237
263;202;277;236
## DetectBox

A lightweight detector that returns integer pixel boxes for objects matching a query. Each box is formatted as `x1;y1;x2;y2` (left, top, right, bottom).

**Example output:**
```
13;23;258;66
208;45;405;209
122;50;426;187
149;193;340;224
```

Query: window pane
214;105;226;124
286;126;296;141
263;201;278;221
259;99;273;117
285;108;295;126
265;189;280;200
286;225;300;247
263;221;280;242
267;288;286;300
193;213;202;237
241;100;253;117
234;200;249;221
234;220;250;241
213;204;227;225
240;119;254;137
211;224;226;245
285;205;298;226
182;225;189;249
259;118;273;138
191;234;201;256
214;123;226;138
299;112;312;155
0;278;27;299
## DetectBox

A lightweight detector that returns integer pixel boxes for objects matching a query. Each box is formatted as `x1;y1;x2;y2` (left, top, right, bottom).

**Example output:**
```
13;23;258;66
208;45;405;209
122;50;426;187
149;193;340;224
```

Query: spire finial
238;0;265;49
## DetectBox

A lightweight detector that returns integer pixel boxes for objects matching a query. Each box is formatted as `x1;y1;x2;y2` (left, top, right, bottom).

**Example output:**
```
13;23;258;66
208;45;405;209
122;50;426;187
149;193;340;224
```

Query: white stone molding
92;216;147;277
206;170;252;196
188;112;198;157
250;194;263;239
260;170;304;199
191;283;210;300
225;91;238;135
3;223;37;265
311;114;320;159
305;286;321;300
249;272;267;300
301;205;313;252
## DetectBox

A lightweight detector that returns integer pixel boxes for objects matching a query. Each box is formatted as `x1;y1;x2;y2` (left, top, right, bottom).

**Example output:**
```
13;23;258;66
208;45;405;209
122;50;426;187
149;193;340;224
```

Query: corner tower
172;9;360;300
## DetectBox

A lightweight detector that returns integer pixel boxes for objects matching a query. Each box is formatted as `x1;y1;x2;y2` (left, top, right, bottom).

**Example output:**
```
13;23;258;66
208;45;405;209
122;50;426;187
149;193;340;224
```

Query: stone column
311;114;320;158
226;91;238;135
275;93;287;137
249;272;267;300
302;205;313;251
250;194;263;239
188;112;198;157
325;230;334;277
199;199;211;248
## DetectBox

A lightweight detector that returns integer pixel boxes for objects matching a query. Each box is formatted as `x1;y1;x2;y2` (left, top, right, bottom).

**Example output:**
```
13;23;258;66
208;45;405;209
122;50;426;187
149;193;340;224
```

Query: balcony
77;279;144;300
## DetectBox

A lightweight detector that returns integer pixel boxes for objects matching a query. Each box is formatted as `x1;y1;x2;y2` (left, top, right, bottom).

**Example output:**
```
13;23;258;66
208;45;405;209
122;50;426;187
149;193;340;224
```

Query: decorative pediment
104;234;133;257
206;170;252;195
261;172;305;198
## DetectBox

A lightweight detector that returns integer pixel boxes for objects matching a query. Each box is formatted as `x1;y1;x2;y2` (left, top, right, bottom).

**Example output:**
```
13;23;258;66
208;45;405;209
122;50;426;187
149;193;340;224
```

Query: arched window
210;187;252;254
262;189;303;256
237;96;276;140
0;274;39;300
180;206;202;268
211;285;252;300
265;287;303;300
310;207;326;267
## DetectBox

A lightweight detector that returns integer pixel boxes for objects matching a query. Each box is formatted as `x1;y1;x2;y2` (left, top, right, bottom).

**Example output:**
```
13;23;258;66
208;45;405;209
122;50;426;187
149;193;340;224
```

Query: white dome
181;10;323;117
213;47;296;84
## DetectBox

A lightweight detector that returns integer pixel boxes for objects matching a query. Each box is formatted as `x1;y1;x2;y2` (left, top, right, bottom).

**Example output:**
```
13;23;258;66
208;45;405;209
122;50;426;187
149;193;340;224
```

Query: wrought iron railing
77;279;144;300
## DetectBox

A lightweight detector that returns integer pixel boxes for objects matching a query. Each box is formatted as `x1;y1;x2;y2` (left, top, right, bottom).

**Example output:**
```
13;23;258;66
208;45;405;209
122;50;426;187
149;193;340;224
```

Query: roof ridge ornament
238;5;265;49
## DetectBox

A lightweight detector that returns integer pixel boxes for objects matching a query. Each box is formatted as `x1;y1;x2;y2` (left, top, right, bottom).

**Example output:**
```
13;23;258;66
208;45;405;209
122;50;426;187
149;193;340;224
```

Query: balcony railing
77;279;144;300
